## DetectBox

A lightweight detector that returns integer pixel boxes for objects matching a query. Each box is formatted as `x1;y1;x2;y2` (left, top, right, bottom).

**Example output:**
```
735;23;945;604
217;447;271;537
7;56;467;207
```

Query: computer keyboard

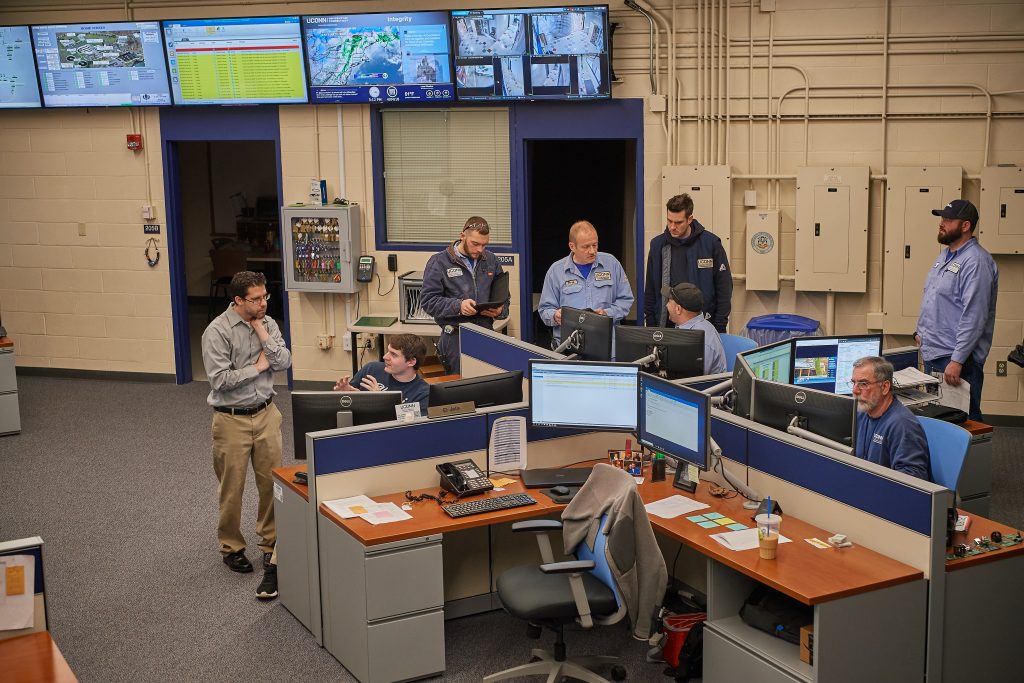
441;492;538;518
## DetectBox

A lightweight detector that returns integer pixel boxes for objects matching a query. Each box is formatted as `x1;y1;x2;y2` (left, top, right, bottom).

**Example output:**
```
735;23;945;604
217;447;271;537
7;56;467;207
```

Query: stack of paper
644;495;710;519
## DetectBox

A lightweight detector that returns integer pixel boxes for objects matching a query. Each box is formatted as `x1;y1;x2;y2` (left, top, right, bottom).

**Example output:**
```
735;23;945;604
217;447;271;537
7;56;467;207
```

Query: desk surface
272;464;309;502
322;468;923;606
0;632;77;683
961;420;994;436
946;510;1024;572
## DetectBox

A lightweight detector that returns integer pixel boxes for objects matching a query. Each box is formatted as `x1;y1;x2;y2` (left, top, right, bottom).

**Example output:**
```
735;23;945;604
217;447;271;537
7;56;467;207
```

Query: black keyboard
441;493;537;518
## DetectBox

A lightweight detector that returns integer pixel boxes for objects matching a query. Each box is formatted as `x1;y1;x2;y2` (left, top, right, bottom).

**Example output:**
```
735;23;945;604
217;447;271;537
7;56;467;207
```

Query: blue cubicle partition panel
311;415;489;476
885;348;920;372
487;407;591;445
747;431;933;535
460;326;559;376
711;415;748;465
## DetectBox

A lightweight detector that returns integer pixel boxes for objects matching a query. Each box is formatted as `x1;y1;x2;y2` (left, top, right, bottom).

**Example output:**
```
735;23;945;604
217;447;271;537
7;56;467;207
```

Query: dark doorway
526;139;636;346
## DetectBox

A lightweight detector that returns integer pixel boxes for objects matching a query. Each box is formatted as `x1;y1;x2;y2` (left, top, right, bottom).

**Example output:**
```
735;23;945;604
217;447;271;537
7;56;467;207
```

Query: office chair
208;249;249;320
719;333;758;372
918;416;970;493
485;465;665;683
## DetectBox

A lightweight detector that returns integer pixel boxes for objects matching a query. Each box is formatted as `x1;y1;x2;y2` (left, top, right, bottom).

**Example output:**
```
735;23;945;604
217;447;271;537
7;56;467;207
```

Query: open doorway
525;139;637;347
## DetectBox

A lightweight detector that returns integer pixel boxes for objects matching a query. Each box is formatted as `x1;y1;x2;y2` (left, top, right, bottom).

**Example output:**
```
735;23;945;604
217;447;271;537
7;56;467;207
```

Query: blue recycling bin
744;314;821;346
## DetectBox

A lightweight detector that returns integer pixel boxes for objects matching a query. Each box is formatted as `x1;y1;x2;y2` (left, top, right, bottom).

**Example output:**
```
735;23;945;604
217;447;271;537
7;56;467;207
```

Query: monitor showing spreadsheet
528;360;638;431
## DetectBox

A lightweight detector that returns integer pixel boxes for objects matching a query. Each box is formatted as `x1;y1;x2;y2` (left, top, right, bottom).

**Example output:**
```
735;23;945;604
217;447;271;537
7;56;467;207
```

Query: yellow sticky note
348;505;368;515
716;518;736;525
6;565;25;596
490;477;516;487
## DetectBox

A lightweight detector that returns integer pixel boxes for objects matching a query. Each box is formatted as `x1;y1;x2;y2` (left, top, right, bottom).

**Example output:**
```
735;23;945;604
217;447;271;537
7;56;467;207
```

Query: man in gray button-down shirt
202;271;291;597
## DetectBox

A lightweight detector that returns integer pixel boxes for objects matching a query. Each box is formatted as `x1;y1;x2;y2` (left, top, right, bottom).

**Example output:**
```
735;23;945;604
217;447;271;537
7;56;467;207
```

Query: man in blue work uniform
421;217;509;374
915;199;998;421
538;220;634;347
851;356;931;481
644;193;732;331
663;282;727;375
334;333;430;415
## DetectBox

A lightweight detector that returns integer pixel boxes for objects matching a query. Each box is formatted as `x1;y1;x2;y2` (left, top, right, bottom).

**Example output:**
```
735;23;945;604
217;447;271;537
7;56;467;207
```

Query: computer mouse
551;485;571;496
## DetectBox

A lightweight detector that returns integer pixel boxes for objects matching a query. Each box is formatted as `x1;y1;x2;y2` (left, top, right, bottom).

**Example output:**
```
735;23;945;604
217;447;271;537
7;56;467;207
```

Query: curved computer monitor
749;378;857;450
558;306;613;361
428;370;524;410
638;372;709;470
291;390;403;459
528;360;638;431
615;326;704;379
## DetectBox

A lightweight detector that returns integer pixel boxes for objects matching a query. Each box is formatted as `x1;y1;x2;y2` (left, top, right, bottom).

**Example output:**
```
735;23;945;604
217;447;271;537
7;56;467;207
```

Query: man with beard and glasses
850;356;931;481
915;199;998;421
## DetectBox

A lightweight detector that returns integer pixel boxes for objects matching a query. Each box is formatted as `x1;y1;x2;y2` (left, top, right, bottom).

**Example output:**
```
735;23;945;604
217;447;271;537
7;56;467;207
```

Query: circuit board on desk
947;533;1023;560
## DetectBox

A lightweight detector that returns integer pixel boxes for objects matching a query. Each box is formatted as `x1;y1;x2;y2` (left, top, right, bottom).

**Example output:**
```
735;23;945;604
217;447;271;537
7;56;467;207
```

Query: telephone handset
437;459;494;498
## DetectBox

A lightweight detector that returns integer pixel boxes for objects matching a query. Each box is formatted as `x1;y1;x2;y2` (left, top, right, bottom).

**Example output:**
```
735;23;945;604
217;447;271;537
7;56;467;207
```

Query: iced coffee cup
755;513;782;560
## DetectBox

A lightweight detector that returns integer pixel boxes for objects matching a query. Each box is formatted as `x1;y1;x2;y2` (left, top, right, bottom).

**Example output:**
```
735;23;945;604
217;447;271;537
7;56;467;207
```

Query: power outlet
342;335;352;351
317;335;333;351
996;361;1007;377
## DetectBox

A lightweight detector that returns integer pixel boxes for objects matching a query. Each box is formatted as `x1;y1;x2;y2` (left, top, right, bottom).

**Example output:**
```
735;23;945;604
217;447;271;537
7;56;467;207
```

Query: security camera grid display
452;5;609;101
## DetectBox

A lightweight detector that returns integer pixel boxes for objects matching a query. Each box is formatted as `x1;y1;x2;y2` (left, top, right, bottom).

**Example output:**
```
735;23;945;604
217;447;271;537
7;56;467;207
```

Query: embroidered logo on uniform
446;267;463;278
873;433;884;445
594;271;612;281
946;262;961;274
563;278;579;287
719;263;727;271
697;258;713;268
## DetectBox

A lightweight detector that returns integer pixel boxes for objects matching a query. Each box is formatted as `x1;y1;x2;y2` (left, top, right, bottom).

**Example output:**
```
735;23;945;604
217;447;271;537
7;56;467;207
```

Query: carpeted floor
0;375;1020;681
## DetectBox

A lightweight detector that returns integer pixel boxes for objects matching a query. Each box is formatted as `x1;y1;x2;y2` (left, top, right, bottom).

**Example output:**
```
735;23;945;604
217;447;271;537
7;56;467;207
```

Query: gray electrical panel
882;167;962;335
281;204;361;293
795;166;869;292
979;166;1024;254
662;165;732;254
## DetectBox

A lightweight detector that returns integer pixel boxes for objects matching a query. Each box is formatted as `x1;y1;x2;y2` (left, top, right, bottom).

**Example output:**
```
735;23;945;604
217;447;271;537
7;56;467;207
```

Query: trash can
744;314;821;346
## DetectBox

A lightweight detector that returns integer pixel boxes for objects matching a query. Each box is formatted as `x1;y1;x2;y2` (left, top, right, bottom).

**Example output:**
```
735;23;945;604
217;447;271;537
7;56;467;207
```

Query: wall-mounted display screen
302;11;453;104
451;5;610;101
163;16;307;106
31;21;172;107
0;26;42;108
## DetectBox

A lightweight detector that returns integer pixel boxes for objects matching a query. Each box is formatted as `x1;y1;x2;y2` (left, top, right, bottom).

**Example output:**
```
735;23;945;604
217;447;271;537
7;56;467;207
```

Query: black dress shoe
223;550;253;573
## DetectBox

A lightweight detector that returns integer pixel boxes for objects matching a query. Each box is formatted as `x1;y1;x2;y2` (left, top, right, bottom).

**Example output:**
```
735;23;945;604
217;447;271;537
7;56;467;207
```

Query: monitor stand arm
554;328;582;356
706;436;762;509
704;378;733;406
630;346;662;368
786;416;854;455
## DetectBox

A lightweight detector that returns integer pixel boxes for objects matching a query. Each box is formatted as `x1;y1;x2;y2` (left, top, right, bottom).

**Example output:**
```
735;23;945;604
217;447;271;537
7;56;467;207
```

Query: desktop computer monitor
528;360;638;431
742;339;792;384
428;370;524;409
638;372;709;472
749;378;858;450
558;306;613;361
615;326;704;379
791;334;882;395
291;390;403;458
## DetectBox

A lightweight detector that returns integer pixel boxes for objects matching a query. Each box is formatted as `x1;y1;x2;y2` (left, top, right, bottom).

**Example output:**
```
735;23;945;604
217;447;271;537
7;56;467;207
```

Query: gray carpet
0;376;664;682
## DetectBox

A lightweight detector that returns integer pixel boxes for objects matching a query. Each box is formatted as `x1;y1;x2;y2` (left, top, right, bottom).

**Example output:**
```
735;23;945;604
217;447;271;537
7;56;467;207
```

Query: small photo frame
608;450;644;476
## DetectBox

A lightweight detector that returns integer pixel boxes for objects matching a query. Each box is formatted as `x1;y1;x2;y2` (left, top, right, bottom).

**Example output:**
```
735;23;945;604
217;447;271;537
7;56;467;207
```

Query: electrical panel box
882;167;962;335
745;210;780;291
281;204;361;293
662;165;732;254
794;166;869;292
979;166;1024;254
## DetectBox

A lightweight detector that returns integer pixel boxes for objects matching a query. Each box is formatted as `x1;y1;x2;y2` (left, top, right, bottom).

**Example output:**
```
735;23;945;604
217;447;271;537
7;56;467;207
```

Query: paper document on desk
645;495;710;519
893;366;939;388
935;375;971;414
324;495;378;519
710;528;792;552
358;502;413;525
0;555;34;631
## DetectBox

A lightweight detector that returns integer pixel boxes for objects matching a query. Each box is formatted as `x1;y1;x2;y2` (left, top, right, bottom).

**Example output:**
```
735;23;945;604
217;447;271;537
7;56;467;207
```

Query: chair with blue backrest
720;333;758;372
918;416;971;493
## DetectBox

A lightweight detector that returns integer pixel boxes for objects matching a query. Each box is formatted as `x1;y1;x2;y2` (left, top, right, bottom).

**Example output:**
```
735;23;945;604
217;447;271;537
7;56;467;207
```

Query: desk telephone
437;459;494;497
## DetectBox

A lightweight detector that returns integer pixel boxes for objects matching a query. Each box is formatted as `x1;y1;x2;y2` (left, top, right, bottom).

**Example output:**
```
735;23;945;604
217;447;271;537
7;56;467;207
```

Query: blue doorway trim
160;106;287;385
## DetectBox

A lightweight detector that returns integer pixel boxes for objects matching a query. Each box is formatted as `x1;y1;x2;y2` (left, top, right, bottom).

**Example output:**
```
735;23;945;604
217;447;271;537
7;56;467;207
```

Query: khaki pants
212;402;282;555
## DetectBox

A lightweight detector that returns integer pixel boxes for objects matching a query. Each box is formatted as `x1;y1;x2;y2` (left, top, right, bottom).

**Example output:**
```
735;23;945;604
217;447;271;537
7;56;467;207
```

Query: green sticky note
704;512;724;520
686;515;708;523
727;523;748;531
698;521;720;529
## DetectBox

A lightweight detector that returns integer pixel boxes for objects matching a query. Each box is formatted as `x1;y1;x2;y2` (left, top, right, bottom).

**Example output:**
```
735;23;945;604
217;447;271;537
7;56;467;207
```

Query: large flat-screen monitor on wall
301;11;454;104
31;21;172;107
0;26;43;108
451;5;610;101
162;16;308;106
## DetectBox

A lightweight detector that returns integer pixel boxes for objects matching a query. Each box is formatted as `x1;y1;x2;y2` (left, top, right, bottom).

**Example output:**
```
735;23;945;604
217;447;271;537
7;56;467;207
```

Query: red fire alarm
127;134;143;151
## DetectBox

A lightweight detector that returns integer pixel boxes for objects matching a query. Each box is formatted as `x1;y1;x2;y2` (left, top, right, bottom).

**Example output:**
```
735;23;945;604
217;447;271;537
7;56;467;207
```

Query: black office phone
437;459;494;498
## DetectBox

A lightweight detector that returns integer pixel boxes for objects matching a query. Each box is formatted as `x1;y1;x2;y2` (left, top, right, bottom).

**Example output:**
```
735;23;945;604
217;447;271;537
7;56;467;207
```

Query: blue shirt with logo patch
538;252;634;343
854;398;931;481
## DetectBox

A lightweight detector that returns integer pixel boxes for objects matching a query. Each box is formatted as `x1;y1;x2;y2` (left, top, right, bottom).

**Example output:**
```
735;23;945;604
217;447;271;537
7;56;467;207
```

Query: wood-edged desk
320;469;925;683
0;632;77;683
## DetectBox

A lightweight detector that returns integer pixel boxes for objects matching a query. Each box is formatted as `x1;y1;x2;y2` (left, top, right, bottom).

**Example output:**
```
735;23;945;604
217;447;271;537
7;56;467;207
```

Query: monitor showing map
163;16;308;106
451;5;610;101
31;20;172;108
301;11;454;104
0;26;42;108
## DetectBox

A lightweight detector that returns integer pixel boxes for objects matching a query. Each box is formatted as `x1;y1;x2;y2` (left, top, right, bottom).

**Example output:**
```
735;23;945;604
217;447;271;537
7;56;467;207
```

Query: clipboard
472;271;509;311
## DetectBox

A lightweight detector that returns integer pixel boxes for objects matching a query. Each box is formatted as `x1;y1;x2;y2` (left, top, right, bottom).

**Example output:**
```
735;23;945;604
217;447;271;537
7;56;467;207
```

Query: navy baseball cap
662;282;704;312
932;199;979;224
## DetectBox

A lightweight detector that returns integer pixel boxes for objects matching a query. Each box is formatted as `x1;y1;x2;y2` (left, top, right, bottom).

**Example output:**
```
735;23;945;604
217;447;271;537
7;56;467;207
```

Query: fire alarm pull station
127;134;143;151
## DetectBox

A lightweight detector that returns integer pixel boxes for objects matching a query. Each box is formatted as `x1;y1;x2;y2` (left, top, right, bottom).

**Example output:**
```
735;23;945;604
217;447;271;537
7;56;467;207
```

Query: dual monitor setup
1;6;611;110
556;307;705;379
731;334;883;453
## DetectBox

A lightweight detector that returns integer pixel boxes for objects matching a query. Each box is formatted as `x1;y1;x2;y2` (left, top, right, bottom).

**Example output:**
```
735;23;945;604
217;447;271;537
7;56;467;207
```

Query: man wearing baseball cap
663;282;727;375
915;199;998;421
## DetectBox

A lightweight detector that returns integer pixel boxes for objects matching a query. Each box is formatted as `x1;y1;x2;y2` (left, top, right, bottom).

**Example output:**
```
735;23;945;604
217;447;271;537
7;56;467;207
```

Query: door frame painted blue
368;98;645;341
160;106;288;385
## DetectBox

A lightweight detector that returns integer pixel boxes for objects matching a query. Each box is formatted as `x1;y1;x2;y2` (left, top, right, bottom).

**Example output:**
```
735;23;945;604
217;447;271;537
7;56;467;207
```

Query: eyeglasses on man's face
243;293;271;304
845;378;881;391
